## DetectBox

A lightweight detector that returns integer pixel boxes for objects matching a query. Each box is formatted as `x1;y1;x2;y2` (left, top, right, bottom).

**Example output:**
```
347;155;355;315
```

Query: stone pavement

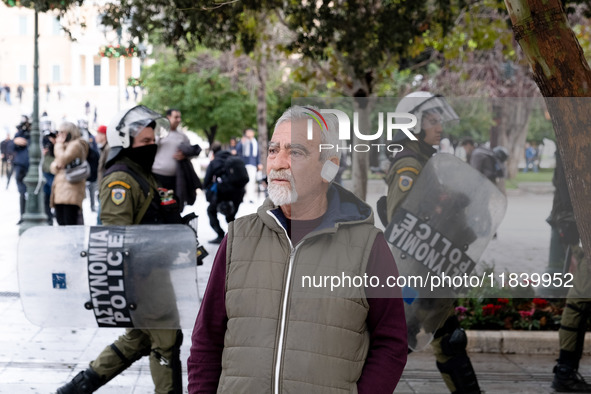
0;176;588;393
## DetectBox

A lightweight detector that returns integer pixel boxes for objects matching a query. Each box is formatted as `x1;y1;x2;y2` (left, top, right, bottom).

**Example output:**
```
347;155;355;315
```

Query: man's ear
321;157;340;183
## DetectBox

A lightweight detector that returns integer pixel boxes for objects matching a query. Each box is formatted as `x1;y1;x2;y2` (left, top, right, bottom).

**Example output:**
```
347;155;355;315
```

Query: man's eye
268;147;277;154
291;150;304;157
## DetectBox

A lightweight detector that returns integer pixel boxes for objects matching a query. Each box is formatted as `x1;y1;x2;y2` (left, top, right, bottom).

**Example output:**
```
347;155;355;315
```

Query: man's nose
268;148;291;172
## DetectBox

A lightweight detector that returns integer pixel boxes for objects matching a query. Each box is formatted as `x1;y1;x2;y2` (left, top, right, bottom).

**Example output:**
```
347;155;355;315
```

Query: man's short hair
166;108;181;117
461;138;475;147
273;106;339;162
210;141;222;154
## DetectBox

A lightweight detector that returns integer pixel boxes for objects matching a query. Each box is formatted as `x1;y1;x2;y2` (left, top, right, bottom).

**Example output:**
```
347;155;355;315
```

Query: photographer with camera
13;116;30;224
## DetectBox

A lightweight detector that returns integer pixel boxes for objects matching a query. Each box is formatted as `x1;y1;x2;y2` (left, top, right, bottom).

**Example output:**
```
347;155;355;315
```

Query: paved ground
0;161;586;393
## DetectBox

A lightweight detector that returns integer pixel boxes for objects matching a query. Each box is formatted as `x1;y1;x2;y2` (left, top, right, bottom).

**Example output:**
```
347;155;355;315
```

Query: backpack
87;146;100;183
218;156;249;193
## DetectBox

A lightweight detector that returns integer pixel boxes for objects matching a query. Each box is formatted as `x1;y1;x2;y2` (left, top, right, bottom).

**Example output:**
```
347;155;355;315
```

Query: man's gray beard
268;182;298;206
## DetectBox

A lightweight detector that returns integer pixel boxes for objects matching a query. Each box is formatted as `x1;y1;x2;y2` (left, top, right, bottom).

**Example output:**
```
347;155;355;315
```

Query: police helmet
392;92;459;143
106;105;169;165
493;146;509;163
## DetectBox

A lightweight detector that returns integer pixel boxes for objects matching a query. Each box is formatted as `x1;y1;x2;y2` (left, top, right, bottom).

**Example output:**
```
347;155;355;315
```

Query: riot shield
384;154;507;351
18;225;201;329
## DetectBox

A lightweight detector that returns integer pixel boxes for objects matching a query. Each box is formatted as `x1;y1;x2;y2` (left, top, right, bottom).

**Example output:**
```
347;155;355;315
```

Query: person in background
42;129;56;225
550;152;591;392
17;85;24;103
152;108;202;212
203;142;246;244
79;119;100;213
49;122;89;225
13;116;31;224
229;136;238;155
524;141;539;173
439;137;455;155
468;143;509;186
235;128;261;203
1;132;14;187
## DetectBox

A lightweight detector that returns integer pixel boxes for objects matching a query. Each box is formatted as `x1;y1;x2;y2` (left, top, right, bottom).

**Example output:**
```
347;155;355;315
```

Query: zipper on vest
267;210;295;394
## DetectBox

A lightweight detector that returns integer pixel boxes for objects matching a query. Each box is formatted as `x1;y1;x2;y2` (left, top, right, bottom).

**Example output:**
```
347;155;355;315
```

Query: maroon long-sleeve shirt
188;216;407;393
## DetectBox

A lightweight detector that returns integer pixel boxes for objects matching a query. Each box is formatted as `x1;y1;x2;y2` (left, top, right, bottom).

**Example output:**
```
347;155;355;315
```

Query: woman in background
50;121;89;225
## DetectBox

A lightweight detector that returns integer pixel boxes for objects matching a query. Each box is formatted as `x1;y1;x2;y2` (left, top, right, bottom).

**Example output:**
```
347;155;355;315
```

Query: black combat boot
553;363;591;392
57;367;105;394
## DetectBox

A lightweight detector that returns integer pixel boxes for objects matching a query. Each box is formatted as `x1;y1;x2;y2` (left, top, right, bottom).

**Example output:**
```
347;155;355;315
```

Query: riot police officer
551;152;591;392
57;105;183;394
384;92;481;394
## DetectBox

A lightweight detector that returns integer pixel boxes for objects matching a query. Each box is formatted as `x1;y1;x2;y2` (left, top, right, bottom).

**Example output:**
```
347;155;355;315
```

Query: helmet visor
417;95;460;127
108;105;169;149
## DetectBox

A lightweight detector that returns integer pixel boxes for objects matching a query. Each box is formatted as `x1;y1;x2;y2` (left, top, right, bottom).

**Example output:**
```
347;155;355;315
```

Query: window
52;65;61;82
19;16;27;35
52;18;62;35
19;65;27;82
93;64;101;86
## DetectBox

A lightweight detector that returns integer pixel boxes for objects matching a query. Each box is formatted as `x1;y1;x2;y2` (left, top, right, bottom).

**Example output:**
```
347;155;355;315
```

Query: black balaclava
124;144;158;173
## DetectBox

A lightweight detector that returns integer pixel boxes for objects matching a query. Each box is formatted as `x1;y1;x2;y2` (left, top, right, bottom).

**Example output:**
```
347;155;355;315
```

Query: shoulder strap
390;148;419;165
104;163;154;224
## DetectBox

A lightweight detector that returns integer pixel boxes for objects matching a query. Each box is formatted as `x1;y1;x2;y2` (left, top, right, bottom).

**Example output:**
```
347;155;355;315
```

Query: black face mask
125;144;158;173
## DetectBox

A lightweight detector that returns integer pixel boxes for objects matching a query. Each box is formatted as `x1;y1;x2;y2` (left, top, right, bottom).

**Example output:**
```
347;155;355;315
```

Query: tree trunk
256;56;268;172
350;79;374;200
504;0;591;259
493;97;535;179
351;100;370;200
206;125;218;146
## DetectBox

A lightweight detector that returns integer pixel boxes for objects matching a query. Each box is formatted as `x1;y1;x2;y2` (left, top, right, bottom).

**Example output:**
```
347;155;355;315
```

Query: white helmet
393;92;459;143
106;105;169;164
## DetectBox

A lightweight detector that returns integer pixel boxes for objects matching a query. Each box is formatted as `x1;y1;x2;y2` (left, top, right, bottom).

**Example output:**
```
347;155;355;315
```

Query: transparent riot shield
384;154;507;350
18;225;200;329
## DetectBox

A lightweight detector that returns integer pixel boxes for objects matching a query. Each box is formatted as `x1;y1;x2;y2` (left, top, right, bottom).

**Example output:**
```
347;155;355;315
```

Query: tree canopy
139;51;257;145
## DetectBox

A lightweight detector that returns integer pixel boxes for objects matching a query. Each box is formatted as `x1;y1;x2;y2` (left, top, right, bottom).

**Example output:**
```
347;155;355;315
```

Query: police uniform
551;153;591;392
93;156;182;394
57;155;183;394
385;142;431;221
386;140;481;394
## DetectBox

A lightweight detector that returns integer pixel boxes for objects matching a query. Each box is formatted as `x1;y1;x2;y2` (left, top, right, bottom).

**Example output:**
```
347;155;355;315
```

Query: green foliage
284;0;444;94
421;0;515;63
2;0;83;12
527;107;556;144
139;54;256;144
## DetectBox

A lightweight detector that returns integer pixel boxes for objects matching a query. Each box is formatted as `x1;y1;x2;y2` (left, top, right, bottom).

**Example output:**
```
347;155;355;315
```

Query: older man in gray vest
188;106;408;394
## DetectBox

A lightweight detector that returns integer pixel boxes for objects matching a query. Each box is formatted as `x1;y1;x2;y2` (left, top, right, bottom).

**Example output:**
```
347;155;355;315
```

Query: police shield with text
381;92;507;394
41;105;201;394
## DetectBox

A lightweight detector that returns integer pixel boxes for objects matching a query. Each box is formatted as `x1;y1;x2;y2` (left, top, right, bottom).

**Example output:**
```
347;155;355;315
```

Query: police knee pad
434;316;467;357
436;354;481;394
441;327;468;357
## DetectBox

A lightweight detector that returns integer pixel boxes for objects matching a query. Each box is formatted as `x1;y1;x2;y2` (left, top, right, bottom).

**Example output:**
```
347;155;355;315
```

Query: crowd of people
1;95;586;394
